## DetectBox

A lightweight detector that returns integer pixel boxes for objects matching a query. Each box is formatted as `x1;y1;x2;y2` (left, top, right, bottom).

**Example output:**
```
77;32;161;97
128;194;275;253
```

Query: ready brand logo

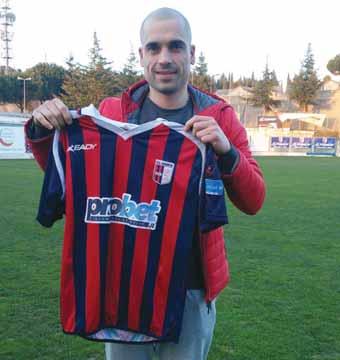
67;144;97;152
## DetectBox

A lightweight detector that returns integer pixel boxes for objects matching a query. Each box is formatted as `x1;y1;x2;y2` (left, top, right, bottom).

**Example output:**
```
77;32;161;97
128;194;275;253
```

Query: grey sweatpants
105;290;216;360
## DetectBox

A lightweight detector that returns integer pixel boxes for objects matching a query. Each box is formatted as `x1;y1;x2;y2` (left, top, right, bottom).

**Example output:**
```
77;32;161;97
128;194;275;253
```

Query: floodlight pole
17;76;31;113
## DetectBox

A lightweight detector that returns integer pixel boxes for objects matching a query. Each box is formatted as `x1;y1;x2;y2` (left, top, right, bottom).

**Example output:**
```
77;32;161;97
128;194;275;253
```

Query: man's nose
158;47;172;64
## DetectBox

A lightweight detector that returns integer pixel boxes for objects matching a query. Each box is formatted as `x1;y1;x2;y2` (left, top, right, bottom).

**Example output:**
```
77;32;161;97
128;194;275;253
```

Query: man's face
139;18;195;95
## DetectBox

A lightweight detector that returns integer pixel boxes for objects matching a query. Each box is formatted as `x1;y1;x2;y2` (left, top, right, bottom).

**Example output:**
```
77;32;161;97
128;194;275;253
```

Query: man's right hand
32;98;72;130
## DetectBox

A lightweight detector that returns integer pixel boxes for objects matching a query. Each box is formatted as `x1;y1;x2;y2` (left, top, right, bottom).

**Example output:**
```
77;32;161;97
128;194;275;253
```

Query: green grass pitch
1;157;340;360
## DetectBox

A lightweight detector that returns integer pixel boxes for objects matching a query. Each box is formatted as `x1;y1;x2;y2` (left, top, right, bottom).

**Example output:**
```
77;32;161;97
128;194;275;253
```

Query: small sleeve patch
205;179;224;195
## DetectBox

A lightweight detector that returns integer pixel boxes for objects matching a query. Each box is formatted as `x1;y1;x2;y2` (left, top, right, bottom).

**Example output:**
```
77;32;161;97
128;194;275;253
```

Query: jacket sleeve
24;118;54;171
217;106;266;215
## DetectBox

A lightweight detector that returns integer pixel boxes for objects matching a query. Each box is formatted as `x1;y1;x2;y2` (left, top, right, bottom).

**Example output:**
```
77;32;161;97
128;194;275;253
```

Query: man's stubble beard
149;74;189;96
153;84;180;95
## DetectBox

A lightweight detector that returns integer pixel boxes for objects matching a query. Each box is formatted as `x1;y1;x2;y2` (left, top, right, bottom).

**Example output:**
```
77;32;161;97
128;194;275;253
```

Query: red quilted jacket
25;80;266;302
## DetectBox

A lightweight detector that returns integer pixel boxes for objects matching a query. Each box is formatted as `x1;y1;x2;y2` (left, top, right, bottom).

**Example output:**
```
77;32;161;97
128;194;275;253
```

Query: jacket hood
121;79;231;123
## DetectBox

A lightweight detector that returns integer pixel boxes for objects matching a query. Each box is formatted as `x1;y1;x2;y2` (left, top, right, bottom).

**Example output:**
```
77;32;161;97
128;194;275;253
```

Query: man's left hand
184;115;231;155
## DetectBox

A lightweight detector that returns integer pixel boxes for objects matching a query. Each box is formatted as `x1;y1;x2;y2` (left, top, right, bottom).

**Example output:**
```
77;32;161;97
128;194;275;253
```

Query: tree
289;43;322;112
216;73;228;90
252;63;280;111
327;54;340;75
85;32;119;104
195;52;208;76
65;53;77;72
88;32;111;69
286;73;291;90
192;51;210;91
24;62;66;102
228;73;234;89
234;74;258;88
270;70;279;86
119;47;142;89
61;56;88;108
62;33;120;107
0;72;24;110
251;71;256;87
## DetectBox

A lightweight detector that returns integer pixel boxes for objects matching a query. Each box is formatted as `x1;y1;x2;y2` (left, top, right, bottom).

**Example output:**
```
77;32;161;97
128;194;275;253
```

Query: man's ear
190;45;196;65
139;47;144;67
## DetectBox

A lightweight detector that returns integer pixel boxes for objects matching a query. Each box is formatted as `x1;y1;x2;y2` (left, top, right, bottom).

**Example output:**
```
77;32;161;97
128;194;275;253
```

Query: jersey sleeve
36;131;66;228
200;146;229;233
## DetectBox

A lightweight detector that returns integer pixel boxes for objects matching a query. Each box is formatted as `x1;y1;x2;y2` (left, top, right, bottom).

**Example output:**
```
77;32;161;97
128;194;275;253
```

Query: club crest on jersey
85;193;161;230
67;144;97;152
153;160;175;185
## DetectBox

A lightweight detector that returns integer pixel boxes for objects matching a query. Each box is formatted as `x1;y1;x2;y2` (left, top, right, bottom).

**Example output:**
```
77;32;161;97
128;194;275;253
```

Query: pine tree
252;63;280;111
62;33;120;107
88;32;111;69
270;70;279;86
289;43;322;111
85;32;117;105
251;72;255;87
286;74;292;94
195;52;208;76
191;51;210;91
119;47;142;89
227;73;234;89
286;73;291;87
62;56;88;108
216;73;228;90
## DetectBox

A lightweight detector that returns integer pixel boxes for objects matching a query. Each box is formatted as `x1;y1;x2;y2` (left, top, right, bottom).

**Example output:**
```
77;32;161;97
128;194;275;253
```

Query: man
26;7;265;360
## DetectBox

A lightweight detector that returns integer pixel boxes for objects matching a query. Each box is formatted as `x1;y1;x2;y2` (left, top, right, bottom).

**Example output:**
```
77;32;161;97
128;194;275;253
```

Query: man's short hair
140;7;192;45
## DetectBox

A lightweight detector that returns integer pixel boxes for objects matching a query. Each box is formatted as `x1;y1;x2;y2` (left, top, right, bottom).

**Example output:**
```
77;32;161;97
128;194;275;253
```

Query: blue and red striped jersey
37;105;228;342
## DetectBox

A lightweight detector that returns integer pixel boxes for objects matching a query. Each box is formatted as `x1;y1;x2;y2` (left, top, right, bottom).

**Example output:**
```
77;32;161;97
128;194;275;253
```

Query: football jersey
37;104;228;342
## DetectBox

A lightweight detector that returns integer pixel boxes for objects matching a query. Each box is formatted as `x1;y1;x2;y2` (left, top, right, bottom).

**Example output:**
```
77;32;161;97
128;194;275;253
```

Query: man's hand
184;115;231;155
32;98;72;130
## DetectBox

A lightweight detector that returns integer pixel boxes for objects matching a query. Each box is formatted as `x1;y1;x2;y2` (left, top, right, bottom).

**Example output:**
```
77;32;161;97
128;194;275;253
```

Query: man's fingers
32;99;70;130
35;104;61;130
192;121;215;137
32;107;57;129
193;121;215;131
184;118;194;131
185;115;231;154
184;115;203;131
45;100;68;129
200;133;216;144
184;116;214;132
195;127;216;140
53;98;72;125
32;111;53;130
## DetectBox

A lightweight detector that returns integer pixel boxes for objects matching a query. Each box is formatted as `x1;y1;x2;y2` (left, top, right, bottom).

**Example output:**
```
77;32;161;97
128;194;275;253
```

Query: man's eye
170;42;184;50
147;44;159;52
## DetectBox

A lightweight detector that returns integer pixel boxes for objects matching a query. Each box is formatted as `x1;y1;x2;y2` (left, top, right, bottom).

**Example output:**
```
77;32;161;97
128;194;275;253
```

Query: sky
4;0;340;84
